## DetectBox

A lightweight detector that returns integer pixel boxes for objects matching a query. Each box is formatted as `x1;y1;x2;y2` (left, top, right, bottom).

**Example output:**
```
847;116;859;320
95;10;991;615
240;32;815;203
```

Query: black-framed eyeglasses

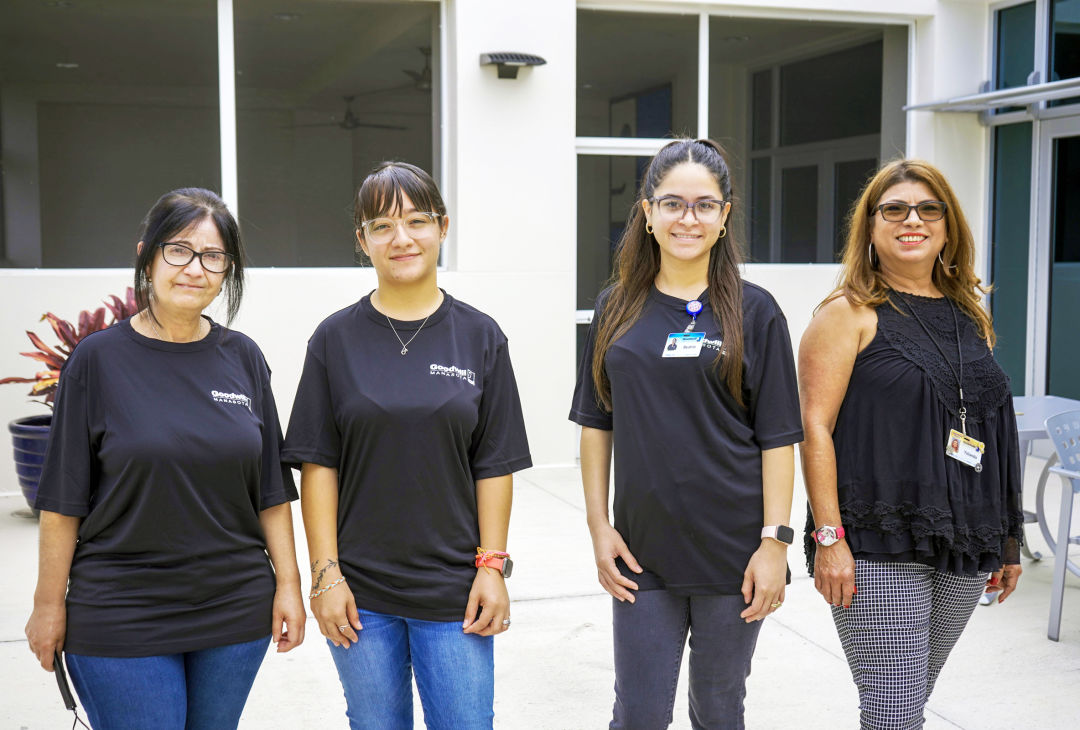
873;201;948;223
648;195;728;224
158;242;234;273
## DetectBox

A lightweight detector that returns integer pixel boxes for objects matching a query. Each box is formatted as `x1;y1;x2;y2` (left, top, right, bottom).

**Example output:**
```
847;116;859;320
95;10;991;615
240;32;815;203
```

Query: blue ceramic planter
8;414;52;514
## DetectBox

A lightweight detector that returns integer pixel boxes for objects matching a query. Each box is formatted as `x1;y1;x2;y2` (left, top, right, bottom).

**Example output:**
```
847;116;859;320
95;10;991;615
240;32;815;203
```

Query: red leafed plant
0;287;139;407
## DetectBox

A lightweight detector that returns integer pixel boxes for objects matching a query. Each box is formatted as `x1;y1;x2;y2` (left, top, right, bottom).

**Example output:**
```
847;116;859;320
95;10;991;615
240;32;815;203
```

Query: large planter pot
8;414;52;514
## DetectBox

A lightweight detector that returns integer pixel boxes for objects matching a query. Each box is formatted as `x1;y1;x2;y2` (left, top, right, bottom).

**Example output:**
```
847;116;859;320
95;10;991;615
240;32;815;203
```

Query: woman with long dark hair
25;188;305;729
284;162;531;729
799;159;1023;728
571;139;802;729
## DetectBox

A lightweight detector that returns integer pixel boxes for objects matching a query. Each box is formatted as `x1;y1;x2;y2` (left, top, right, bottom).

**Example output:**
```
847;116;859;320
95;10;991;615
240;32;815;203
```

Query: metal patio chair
1044;410;1080;641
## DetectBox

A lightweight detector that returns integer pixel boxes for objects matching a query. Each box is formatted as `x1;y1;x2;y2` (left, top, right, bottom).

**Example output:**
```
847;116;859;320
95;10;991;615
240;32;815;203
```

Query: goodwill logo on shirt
212;390;253;411
429;363;476;386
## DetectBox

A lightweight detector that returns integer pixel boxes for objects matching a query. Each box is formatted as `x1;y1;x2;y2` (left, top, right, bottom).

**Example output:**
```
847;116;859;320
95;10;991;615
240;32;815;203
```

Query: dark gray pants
832;560;988;730
610;591;763;730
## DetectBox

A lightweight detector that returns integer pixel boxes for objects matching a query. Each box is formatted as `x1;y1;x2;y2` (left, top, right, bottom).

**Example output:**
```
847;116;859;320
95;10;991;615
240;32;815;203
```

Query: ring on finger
770;601;783;609
337;625;349;633
502;619;511;627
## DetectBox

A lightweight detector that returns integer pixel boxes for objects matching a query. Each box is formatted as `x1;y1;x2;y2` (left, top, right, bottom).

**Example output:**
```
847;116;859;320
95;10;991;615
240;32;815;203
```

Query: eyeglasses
873;201;948;223
360;212;441;245
649;195;727;224
158;242;234;273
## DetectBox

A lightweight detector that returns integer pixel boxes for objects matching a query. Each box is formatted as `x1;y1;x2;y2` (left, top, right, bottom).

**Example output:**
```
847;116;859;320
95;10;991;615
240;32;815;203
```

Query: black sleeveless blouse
804;292;1025;576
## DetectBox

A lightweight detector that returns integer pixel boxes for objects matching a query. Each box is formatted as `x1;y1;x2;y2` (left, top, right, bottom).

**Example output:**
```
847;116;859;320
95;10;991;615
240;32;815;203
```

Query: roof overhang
904;77;1080;113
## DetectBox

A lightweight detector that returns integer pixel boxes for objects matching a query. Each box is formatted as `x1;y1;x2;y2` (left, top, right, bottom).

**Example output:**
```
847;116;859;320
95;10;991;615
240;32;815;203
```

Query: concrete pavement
1;460;1078;729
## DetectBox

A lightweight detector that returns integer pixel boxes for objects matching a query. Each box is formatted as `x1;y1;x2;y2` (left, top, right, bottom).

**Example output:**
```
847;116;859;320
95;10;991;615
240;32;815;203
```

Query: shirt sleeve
34;351;95;516
745;298;804;450
254;354;298;509
468;338;532;479
281;330;341;470
569;305;613;430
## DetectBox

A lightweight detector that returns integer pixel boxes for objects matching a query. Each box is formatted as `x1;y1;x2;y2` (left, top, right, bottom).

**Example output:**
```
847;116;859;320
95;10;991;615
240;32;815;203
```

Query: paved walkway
1;462;1077;728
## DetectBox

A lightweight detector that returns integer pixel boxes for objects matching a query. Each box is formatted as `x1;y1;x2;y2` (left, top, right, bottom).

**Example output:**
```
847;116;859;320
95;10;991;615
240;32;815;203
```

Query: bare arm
580;426;642;602
260;502;305;652
25;511;80;671
799;296;874;608
740;445;795;621
300;463;359;647
464;474;513;635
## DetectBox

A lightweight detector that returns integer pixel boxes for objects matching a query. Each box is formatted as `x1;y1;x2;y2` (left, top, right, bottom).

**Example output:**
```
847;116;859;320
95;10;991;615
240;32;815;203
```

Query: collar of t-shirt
360;289;454;330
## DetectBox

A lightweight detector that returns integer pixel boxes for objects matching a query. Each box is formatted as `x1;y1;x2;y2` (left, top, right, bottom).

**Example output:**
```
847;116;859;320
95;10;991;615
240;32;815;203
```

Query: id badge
945;428;984;472
662;332;704;358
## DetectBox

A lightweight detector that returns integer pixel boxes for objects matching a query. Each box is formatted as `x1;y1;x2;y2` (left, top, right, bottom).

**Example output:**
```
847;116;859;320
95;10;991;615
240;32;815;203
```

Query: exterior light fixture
479;52;546;79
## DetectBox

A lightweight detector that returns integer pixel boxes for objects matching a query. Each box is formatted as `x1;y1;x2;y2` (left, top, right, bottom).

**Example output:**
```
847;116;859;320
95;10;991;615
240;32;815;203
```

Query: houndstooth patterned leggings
831;560;989;730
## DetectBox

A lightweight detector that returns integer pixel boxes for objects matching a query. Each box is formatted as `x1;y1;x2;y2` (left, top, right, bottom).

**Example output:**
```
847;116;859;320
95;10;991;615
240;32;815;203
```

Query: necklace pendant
401;346;408;355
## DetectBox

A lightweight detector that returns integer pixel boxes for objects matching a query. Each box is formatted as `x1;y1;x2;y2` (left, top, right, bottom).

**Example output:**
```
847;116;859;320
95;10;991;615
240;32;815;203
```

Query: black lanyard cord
893;292;968;434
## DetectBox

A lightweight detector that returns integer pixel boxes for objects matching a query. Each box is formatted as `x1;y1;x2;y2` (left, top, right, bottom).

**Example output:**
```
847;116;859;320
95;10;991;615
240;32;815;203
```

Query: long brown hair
828;158;995;345
591;138;745;410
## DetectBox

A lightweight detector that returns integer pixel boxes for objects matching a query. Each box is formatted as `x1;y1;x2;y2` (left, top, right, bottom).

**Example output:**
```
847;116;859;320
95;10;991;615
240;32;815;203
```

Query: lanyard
893;293;968;435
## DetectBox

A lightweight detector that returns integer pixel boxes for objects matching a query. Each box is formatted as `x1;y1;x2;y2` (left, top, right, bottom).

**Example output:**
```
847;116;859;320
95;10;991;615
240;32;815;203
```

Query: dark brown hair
827;158;994;345
354;161;447;232
591;138;745;409
134;188;245;324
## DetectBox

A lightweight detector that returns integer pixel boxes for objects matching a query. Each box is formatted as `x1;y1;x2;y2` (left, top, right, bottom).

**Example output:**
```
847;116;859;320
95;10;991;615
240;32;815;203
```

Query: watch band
760;525;794;545
813;525;846;546
475;549;514;578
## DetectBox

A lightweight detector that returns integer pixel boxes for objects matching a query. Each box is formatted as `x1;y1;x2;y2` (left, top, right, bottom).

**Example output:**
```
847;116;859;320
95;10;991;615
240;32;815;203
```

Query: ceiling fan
288;95;408;131
353;46;433;98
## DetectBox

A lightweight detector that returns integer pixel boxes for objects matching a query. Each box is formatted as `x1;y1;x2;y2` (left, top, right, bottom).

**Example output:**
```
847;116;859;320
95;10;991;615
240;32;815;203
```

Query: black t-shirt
281;292;532;621
35;319;297;657
570;283;803;595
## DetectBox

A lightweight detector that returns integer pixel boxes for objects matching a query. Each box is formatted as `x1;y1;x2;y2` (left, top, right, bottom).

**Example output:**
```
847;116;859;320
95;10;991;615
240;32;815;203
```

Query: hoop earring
937;251;957;273
645;222;654;235
717;225;727;239
867;242;878;269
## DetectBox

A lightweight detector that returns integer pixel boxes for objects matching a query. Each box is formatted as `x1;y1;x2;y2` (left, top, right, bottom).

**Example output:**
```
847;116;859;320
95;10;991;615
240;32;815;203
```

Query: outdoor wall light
479;52;547;79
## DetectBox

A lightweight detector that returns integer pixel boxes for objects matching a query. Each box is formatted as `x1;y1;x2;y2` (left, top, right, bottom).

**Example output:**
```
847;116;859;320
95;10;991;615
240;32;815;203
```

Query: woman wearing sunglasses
283;162;531;729
799;159;1024;728
25;188;305;729
571;138;802;728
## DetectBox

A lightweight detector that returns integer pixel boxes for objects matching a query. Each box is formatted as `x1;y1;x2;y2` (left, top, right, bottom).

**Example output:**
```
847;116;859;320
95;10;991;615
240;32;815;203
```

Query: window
0;0;441;268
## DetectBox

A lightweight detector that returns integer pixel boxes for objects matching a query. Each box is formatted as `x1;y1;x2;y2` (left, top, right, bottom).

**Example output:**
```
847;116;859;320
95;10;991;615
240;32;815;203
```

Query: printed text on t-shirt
429;363;476;386
212;390;252;411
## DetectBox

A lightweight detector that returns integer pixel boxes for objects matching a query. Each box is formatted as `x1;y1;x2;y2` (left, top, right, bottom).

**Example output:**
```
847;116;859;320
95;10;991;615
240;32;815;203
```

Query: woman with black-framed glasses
799;159;1023;728
571;138;802;728
26;187;305;729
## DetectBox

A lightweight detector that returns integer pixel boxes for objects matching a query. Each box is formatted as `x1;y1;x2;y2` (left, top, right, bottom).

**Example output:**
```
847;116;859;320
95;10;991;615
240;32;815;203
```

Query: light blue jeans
328;608;494;730
65;635;270;730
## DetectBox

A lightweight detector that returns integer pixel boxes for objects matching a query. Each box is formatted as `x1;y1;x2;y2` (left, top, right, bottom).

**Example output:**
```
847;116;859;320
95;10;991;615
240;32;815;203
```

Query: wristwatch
760;525;794;545
475;551;514;578
812;525;845;546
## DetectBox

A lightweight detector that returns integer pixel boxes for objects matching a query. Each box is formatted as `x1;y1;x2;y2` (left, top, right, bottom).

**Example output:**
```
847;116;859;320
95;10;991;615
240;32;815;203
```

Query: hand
740;540;788;622
588;521;642;603
988;563;1022;604
271;583;307;653
463;568;510;636
814;538;856;608
310;580;361;649
26;600;66;671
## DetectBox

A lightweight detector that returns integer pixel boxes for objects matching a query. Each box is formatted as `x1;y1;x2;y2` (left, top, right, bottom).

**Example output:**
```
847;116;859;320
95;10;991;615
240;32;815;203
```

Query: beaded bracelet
309;576;346;600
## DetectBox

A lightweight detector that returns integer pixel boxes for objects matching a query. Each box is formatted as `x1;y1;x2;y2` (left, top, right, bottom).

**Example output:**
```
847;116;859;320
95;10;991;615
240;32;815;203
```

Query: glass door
1035;117;1080;398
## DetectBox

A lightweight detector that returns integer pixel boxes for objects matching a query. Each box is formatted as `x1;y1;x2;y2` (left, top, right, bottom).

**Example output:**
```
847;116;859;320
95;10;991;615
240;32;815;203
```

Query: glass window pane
995;2;1036;90
780;41;882;147
749;158;772;262
780;165;818;263
751;70;772;151
990;123;1032;395
833;158;877;263
1;0;219;268
235;1;437;267
577;155;649;311
1048;134;1080;398
577;10;697;138
1050;0;1080;107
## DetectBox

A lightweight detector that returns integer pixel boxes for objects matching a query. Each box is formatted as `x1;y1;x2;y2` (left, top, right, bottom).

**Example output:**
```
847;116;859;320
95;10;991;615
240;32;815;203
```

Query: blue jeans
328;608;494;730
611;591;763;730
65;635;270;730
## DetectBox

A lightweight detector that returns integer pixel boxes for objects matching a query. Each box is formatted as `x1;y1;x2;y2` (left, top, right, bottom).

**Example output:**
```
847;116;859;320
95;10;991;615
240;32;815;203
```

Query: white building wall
1;0;999;485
